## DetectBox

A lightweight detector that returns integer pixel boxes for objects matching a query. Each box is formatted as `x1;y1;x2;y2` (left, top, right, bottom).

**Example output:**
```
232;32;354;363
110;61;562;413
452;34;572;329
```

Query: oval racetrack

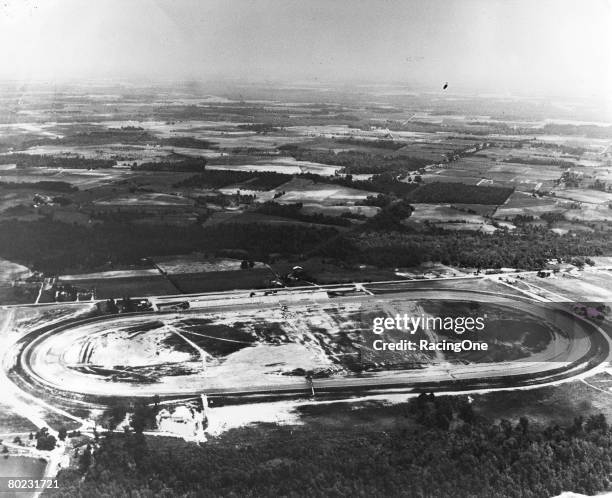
11;289;611;404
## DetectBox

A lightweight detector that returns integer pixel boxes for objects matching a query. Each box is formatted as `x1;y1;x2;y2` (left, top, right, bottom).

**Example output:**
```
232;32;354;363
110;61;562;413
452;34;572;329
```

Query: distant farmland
408;182;513;205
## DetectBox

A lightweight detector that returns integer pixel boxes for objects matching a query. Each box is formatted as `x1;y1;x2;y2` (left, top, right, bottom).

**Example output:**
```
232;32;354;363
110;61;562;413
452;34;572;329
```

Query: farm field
0;166;131;188
57;275;180;300
59;269;161;281
0;82;611;301
153;255;269;275
300;203;379;217
0;257;31;283
275;178;373;204
270;258;399;284
551;188;612;205
207;157;340;176
563;206;612;222
494;191;563;218
517;270;612;303
94;192;194;207
411;204;488;223
168;268;277;293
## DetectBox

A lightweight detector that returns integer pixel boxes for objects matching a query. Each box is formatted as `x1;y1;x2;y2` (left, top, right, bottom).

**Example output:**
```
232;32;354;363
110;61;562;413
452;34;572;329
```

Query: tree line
49;394;612;497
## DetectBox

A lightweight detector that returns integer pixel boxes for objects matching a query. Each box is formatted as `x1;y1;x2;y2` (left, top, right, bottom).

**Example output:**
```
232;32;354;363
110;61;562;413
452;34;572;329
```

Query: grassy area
59;275;180;299
168;268;276;293
471;375;612;427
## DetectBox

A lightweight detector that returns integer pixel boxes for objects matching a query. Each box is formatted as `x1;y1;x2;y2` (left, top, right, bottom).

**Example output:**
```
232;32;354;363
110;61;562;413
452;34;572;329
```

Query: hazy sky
1;0;610;98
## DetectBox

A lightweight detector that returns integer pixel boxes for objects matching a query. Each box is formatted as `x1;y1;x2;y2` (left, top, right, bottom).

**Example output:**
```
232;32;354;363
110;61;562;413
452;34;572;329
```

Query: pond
0;455;47;498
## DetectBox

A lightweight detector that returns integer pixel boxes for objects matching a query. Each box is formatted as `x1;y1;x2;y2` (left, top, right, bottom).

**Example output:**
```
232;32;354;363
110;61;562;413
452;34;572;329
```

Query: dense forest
337;226;609;269
502;157;575;168
334;137;408;151
0;219;339;273
0;217;610;274
278;145;430;174
0;180;77;193
6;153;115;169
20;129;219;150
173;169;416;195
256;201;352;227
160;137;218;149
237;123;280;133
540;123;612;139
49;394;612;497
174;170;292;190
406;182;513;205
133;158;208;173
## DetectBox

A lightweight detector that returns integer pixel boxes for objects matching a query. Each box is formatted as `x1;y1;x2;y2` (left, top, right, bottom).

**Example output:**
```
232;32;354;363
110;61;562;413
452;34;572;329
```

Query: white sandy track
0;309;84;429
0;308;82;496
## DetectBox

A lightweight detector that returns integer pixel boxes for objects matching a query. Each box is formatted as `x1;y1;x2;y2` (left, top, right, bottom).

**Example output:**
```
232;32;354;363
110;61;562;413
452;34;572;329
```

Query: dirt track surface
10;288;609;404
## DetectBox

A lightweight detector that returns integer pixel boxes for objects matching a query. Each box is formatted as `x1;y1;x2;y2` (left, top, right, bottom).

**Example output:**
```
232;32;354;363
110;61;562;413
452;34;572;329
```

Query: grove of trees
49;395;612;497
